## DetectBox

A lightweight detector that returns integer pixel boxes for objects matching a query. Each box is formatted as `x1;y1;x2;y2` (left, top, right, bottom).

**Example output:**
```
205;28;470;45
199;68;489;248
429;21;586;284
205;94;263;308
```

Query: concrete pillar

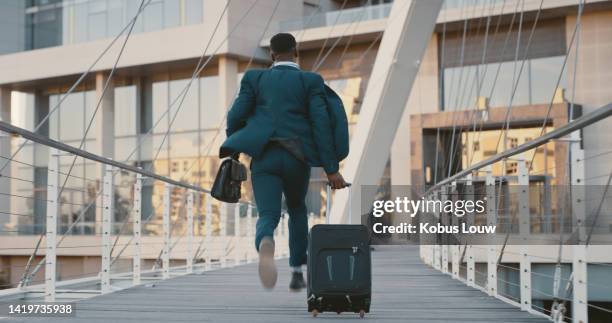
33;91;50;234
0;87;11;230
95;72;115;234
95;72;115;159
390;34;439;188
219;55;238;111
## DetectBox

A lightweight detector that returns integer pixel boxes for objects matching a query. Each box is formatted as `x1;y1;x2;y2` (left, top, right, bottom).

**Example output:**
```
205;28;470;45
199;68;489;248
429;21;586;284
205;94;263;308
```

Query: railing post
451;181;460;279
573;245;588;323
186;191;194;274
441;185;450;274
234;204;241;265
465;174;476;288
220;203;227;267
433;190;441;270
204;196;212;270
485;165;497;297
45;148;60;302
518;159;531;311
162;183;171;279
281;211;289;258
247;205;253;262
101;165;114;294
132;173;142;285
570;129;588;323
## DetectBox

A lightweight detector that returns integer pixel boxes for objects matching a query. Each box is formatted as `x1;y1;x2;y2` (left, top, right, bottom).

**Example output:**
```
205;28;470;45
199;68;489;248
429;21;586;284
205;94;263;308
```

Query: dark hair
270;33;296;54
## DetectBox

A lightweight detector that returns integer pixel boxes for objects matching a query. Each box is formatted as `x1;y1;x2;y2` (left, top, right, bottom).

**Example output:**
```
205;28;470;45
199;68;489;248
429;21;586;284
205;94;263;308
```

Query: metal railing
276;2;392;33
419;102;612;322
0;121;300;302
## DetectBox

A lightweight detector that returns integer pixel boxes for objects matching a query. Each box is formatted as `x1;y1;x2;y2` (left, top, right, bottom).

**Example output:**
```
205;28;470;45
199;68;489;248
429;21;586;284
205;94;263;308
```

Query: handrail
428;102;612;192
0;120;213;195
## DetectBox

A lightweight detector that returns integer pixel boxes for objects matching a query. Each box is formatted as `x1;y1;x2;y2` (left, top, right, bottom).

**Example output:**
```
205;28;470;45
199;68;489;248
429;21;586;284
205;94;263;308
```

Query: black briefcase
210;158;247;203
307;184;371;317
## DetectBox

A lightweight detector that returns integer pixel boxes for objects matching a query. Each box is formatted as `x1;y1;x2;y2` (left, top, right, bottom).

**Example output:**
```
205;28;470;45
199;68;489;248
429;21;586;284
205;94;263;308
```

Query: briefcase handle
325;182;352;225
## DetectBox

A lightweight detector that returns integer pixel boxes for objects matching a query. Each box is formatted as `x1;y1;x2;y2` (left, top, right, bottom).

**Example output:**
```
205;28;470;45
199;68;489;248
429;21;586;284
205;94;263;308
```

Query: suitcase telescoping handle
325;182;352;225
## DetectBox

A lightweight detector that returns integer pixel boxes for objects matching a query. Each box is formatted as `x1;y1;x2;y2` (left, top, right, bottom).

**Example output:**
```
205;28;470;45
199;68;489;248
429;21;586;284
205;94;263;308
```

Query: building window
19;0;204;52
440;18;567;111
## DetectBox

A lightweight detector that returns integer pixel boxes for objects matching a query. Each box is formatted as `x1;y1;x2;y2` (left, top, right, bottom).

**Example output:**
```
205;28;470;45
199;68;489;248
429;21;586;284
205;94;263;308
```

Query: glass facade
4;73;229;235
443;56;568;110
0;0;203;55
440;17;567;111
277;2;392;33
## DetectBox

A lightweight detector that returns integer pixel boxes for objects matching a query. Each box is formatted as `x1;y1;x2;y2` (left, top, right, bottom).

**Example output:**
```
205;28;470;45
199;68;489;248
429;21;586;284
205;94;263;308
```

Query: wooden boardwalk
8;246;549;323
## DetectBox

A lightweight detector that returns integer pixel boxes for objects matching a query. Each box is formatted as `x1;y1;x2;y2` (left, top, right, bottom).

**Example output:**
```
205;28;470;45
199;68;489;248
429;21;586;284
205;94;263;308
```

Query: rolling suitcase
307;184;371;318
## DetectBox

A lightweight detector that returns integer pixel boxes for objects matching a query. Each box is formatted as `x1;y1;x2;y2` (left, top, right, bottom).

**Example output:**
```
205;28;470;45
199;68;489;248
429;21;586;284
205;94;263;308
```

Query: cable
0;0;153;175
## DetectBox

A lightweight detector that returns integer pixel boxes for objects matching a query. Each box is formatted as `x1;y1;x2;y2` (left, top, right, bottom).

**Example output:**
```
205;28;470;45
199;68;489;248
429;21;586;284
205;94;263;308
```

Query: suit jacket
220;65;339;174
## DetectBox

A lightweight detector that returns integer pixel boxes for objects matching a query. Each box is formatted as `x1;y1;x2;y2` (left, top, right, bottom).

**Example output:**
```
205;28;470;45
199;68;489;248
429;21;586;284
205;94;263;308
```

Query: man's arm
306;73;340;175
226;72;256;137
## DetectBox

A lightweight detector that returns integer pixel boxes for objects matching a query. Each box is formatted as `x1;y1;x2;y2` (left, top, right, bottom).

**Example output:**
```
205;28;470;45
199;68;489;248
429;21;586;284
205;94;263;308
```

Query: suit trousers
251;145;311;267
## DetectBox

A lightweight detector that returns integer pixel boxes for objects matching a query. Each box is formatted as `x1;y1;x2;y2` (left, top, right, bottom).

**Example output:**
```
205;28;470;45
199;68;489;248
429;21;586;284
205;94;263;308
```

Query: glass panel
152;80;169;133
169;79;199;132
143;0;163;32
444;56;561;110
84;90;97;140
200;76;222;129
185;0;203;25
327;77;363;124
59;93;84;141
169;132;198;181
49;95;60;140
115;86;137;136
115;136;138;162
163;0;180;28
530;56;567;104
88;0;107;41
107;0;125;37
72;1;89;43
461;126;555;177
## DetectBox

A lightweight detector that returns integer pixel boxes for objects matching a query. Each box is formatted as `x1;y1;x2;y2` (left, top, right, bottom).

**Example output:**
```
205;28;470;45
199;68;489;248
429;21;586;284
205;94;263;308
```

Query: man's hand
327;172;348;190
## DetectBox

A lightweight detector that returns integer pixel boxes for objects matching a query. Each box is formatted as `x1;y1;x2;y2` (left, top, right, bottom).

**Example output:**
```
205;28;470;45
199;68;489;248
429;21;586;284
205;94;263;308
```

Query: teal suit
221;64;339;267
221;65;339;174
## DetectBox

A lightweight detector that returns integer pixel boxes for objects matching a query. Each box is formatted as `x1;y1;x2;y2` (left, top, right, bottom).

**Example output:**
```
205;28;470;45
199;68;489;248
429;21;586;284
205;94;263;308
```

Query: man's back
222;64;339;175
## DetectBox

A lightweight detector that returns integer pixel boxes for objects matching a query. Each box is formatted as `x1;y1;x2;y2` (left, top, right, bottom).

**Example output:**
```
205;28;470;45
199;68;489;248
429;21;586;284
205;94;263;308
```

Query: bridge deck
9;246;549;323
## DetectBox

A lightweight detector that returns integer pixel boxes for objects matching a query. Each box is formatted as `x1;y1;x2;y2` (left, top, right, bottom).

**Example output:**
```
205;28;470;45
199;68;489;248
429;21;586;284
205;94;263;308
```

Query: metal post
573;245;588;323
485;166;497;297
433;190;441;270
517;159;531;311
570;129;588;323
452;182;460;279
234;204;241;265
45;148;60;302
162;183;171;279
467;245;476;288
132;174;142;285
247;205;253;262
204;196;212;270
101;165;114;294
220;203;227;267
280;212;289;257
187;191;194;274
194;193;201;265
441;185;450;274
465;174;475;287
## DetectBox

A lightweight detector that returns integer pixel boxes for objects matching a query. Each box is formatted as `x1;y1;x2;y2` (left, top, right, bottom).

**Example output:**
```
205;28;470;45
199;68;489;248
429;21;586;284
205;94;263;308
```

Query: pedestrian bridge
1;0;611;321
1;246;550;323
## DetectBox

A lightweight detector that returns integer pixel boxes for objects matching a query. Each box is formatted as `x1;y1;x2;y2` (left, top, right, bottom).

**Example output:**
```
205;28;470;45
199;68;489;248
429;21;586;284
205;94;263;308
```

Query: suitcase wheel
359;310;365;318
311;309;319;317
